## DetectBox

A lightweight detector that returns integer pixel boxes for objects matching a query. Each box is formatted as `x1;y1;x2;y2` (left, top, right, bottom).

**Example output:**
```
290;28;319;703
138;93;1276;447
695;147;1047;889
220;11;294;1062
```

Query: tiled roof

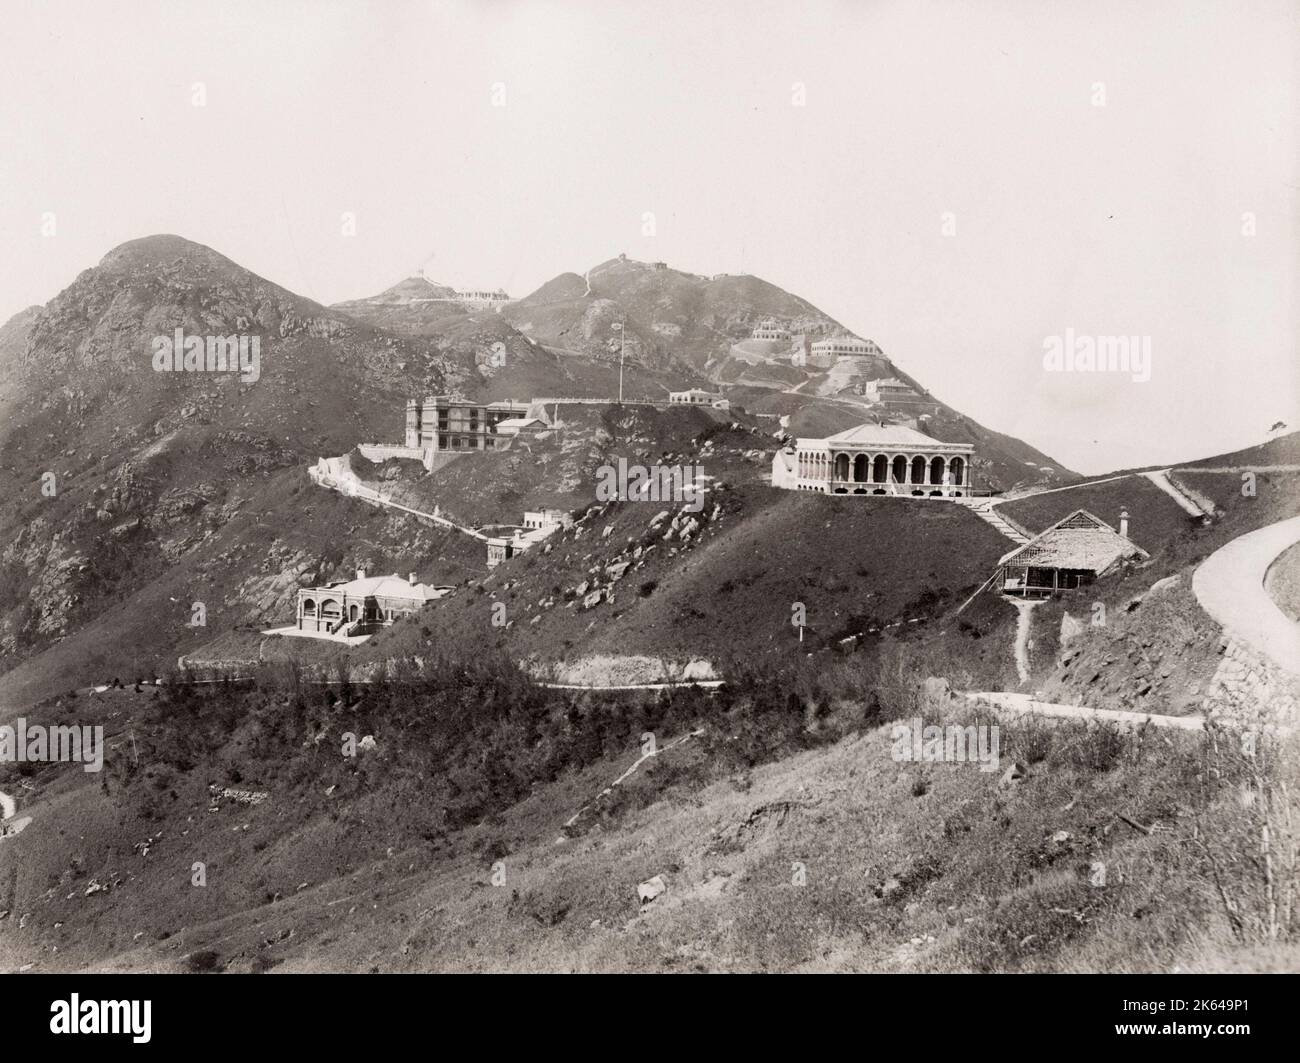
999;509;1149;569
319;575;443;600
819;423;970;449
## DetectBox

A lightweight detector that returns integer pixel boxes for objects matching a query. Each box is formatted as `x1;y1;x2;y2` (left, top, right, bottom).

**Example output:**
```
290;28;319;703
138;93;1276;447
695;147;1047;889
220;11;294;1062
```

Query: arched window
872;455;888;483
301;598;316;616
911;456;927;485
929;456;945;484
891;455;907;484
950;457;965;486
834;453;850;481
853;454;870;482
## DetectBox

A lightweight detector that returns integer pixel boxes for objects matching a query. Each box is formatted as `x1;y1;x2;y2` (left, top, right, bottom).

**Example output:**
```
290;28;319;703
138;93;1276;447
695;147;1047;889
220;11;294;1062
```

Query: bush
184;949;222;973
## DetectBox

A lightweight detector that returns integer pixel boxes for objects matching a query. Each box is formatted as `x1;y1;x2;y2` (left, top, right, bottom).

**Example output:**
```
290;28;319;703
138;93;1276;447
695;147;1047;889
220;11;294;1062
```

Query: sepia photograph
0;0;1297;1041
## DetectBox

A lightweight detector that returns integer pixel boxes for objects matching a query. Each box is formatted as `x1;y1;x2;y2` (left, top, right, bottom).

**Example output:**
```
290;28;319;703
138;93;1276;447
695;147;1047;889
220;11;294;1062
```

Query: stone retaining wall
1200;635;1299;736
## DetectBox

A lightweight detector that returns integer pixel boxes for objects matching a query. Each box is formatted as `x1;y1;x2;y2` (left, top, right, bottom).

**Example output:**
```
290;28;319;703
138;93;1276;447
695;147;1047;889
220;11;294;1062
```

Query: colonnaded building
771;423;975;497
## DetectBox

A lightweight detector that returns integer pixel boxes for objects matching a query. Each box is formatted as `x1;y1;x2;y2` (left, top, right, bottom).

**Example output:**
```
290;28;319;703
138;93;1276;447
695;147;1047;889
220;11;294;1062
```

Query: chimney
356;568;366;580
1119;509;1129;538
409;572;417;585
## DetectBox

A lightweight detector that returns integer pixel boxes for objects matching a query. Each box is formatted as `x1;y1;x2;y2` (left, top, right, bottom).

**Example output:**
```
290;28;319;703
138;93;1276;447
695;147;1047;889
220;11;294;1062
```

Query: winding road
1191;514;1300;678
968;513;1300;729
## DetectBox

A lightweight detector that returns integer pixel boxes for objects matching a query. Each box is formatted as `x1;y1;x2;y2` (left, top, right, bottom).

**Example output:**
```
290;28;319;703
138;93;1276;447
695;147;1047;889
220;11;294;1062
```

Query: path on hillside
563;728;705;830
1179;464;1300;474
1143;469;1212;517
1192;514;1300;678
309;463;488;541
962;692;1205;732
537;680;725;692
990;463;1300;509
1006;598;1041;684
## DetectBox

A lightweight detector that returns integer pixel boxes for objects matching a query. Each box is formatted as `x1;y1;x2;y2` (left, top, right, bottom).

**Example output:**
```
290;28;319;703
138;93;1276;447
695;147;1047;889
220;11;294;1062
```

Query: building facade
771;423;975;497
486;510;571;567
811;336;883;361
296;571;451;637
751;321;790;341
668;388;723;406
404;396;533;452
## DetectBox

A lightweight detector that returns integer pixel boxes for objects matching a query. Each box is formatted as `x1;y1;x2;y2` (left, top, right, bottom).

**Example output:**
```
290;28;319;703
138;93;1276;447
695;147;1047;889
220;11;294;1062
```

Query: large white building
771;423;975;497
296;570;451;637
811;335;883;361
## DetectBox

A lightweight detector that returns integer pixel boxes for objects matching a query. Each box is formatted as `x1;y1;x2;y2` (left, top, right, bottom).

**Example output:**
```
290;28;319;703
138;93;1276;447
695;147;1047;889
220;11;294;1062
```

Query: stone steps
953;499;1033;544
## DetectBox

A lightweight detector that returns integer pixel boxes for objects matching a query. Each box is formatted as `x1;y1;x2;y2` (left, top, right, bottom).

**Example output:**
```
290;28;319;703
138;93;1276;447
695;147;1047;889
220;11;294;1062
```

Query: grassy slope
343;488;1013;673
3;678;1289;974
999;475;1192;546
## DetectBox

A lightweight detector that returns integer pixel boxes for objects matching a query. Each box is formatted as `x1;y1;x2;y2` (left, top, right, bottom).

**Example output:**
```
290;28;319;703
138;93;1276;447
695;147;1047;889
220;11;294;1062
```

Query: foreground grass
3;658;1294;973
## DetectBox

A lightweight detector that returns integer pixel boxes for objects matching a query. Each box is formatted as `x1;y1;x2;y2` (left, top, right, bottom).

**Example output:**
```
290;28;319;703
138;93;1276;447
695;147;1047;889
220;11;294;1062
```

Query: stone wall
357;443;428;465
1200;635;1299;736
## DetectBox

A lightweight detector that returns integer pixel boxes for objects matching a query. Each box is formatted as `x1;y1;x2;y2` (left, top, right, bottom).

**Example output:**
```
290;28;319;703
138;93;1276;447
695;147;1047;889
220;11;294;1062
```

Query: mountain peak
589;254;700;279
98;234;234;272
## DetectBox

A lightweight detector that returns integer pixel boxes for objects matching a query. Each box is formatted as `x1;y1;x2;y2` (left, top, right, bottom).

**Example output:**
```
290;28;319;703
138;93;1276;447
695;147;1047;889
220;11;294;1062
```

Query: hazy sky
1;0;1296;473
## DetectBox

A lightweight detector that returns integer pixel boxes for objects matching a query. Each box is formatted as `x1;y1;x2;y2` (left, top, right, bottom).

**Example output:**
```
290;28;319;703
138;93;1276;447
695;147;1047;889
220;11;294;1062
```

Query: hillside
502;257;843;376
2;653;1292;973
0;234;496;701
0;236;1074;711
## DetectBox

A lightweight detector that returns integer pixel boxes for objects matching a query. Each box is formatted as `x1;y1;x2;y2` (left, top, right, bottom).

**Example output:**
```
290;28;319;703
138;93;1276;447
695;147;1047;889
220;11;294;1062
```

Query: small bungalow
297;570;451;636
998;508;1147;597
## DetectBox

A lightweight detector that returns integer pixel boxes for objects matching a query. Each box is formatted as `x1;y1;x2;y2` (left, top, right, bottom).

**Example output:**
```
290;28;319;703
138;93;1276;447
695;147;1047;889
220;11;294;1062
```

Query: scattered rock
638;875;667;905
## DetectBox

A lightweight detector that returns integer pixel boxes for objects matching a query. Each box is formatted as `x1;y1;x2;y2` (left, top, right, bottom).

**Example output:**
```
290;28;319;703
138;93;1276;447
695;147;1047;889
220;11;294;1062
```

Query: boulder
637;875;667;904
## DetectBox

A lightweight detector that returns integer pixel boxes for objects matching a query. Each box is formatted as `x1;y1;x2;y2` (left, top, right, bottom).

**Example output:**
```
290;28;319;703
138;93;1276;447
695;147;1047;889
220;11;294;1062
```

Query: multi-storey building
404;397;532;453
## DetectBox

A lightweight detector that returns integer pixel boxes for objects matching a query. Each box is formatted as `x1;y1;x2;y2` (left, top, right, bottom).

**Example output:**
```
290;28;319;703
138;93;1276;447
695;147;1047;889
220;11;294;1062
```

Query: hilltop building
771;423;975;497
998;509;1148;597
811;335;883;361
862;377;937;412
296;570;451;637
751;321;790;341
452;289;511;310
409;276;511;311
404;396;535;453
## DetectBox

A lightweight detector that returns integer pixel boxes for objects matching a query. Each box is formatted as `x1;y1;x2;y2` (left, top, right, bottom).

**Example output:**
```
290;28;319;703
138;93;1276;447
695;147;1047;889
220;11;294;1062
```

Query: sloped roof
812;335;876;347
819;423;971;449
314;574;443;600
999;509;1149;569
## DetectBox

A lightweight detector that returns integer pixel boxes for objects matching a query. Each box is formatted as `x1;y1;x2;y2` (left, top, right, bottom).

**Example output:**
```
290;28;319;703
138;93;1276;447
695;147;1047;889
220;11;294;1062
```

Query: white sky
1;0;1296;474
